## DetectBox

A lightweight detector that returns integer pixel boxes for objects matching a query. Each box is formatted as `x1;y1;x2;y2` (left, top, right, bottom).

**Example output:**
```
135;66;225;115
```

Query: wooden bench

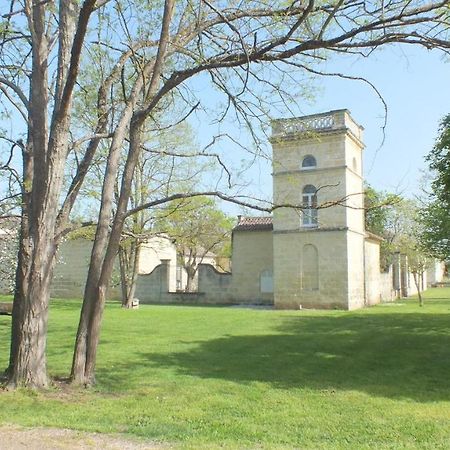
0;303;13;316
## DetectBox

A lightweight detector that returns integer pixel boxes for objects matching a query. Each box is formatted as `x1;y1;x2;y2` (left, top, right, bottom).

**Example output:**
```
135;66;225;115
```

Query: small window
352;157;357;172
302;185;318;227
301;155;317;170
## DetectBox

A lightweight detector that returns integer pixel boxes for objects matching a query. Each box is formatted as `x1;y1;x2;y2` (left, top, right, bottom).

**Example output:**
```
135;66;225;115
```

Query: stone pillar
160;259;170;294
393;251;401;298
400;254;409;298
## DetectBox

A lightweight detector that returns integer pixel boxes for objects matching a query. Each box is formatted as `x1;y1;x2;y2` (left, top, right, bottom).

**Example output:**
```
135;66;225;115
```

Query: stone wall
0;234;430;308
51;239;121;300
273;229;350;309
139;237;178;292
379;267;396;302
49;235;274;306
135;262;272;306
346;231;365;310
231;230;274;304
364;238;382;306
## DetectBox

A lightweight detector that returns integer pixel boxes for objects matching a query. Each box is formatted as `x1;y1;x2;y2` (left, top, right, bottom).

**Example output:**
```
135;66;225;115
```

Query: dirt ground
0;426;171;449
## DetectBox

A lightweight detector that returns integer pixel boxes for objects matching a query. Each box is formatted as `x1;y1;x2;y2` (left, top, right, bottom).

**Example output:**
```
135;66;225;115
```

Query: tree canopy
420;114;450;260
156;197;233;291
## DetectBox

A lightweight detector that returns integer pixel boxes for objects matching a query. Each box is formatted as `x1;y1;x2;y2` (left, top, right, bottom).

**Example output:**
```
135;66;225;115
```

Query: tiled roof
233;216;273;232
365;231;384;242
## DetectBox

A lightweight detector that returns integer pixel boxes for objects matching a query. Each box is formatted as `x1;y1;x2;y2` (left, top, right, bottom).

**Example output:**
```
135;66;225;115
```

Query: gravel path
0;426;171;449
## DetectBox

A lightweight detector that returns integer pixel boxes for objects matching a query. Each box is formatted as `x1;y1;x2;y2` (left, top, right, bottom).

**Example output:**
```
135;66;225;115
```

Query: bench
0;303;13;316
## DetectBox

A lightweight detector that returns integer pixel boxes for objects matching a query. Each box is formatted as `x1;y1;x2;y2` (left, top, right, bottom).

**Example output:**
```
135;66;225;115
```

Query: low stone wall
135;262;273;306
51;239;121;300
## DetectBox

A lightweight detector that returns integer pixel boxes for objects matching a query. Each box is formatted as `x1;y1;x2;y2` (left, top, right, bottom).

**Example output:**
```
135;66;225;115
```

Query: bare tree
1;0;449;387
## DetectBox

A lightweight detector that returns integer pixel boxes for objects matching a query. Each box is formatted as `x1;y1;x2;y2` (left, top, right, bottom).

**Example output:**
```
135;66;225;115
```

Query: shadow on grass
97;310;450;402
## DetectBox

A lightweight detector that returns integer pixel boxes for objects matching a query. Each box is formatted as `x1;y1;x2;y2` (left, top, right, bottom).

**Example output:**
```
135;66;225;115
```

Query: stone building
271;109;376;309
129;109;398;309
222;110;383;309
1;109;429;309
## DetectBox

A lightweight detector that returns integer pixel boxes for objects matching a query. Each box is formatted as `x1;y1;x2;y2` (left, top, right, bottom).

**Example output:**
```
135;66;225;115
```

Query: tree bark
7;0;52;387
7;99;34;378
412;272;424;307
185;264;197;292
119;240;140;308
70;110;135;385
71;115;145;385
7;0;96;388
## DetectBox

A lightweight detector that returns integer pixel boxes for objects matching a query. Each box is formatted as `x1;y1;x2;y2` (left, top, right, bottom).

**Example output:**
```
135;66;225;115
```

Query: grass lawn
1;288;450;449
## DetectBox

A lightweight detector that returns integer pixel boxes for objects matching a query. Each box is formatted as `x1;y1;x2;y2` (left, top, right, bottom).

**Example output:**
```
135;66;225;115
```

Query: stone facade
231;224;273;304
271;110;367;309
50;234;219;299
52;239;119;300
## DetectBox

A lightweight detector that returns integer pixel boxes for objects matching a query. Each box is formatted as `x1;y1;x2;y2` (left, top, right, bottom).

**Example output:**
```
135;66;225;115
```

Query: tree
420;114;450;260
117;124;204;307
157;197;233;292
365;186;432;302
419;202;450;260
364;185;401;269
1;0;449;388
392;203;431;306
401;240;430;307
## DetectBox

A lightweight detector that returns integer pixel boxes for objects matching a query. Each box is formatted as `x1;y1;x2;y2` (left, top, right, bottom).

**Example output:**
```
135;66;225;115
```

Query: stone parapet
271;109;364;144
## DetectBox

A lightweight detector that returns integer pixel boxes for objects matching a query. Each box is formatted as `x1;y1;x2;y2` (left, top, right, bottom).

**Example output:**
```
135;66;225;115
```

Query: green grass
1;289;450;449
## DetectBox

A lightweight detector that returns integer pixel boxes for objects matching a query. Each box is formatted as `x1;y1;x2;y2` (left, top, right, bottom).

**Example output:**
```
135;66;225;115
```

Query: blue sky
312;46;450;196
191;45;450;213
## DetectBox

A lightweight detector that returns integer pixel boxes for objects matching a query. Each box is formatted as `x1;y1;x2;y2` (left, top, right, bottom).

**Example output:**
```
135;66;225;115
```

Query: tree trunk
7;122;34;378
70;0;175;385
185;264;197;292
7;0;53;387
7;260;52;388
6;0;95;388
70;94;139;385
71;116;145;385
412;272;424;307
120;241;140;308
8;200;60;388
118;244;130;306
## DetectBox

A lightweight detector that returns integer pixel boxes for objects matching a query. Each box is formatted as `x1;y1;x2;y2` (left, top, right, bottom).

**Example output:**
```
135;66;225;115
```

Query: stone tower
271;110;366;310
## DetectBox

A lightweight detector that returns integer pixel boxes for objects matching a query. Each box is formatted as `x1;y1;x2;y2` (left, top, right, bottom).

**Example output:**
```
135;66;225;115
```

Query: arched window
302;185;318;227
302;244;319;290
260;269;273;293
301;155;317;170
